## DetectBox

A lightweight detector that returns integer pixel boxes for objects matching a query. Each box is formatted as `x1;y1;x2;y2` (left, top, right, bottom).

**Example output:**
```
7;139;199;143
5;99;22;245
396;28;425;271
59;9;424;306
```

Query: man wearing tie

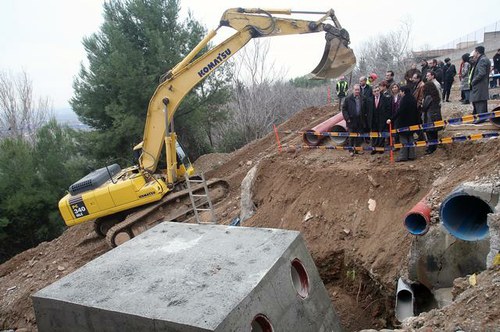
368;84;392;154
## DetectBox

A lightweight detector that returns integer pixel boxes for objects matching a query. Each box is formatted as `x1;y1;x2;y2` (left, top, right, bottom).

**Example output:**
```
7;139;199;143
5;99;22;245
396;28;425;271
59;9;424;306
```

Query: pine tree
71;0;230;163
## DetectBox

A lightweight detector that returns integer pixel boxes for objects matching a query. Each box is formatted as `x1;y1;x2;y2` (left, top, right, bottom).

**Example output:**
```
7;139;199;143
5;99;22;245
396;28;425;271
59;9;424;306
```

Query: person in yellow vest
336;76;349;111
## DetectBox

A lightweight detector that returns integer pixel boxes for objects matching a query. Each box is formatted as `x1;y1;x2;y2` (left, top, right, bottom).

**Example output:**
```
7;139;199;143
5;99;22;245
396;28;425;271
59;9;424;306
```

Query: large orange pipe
302;112;347;146
404;193;432;236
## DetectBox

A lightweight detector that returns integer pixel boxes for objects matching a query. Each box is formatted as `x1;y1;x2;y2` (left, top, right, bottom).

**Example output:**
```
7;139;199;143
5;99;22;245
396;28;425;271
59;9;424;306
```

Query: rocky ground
1;92;500;331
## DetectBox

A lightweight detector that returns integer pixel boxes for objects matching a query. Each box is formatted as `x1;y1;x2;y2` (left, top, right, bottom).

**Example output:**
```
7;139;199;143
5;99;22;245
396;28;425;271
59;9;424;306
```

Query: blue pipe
440;191;494;241
405;213;429;235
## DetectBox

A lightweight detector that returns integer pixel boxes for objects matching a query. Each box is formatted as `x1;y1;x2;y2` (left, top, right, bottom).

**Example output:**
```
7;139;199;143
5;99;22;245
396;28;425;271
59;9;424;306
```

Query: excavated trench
315;250;396;329
238;154;499;330
240;157;436;330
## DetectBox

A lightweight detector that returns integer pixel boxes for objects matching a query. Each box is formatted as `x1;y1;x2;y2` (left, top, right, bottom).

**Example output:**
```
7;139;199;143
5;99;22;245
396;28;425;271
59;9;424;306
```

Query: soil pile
1;99;499;331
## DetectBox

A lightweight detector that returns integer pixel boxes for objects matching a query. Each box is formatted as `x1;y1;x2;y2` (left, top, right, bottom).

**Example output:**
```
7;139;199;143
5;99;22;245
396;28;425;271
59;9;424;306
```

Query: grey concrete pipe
490;106;500;127
395;278;414;322
302;112;347;146
440;182;498;241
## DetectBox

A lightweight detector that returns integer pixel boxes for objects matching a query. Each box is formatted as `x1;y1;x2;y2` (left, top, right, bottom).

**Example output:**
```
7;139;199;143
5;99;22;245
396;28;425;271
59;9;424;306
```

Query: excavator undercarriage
95;178;229;247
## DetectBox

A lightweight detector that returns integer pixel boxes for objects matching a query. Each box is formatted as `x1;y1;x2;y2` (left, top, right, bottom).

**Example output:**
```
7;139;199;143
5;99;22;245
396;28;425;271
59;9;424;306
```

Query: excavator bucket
308;26;356;80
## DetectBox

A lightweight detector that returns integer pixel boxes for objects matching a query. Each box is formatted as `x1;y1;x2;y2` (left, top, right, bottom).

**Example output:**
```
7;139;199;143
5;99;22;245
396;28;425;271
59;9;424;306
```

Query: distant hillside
54;108;90;131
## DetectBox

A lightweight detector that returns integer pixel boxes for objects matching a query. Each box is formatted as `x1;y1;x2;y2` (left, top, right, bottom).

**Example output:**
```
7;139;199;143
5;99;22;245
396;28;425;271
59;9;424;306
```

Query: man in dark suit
359;76;373;134
368;84;392;154
470;46;490;117
342;84;368;156
442;57;457;102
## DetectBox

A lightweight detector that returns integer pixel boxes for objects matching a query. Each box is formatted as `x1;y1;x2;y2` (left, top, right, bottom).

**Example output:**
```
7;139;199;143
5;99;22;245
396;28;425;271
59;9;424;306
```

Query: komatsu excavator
58;8;356;247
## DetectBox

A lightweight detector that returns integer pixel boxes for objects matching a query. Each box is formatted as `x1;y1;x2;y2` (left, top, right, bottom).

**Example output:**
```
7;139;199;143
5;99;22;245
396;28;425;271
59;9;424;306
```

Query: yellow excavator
58;8;356;247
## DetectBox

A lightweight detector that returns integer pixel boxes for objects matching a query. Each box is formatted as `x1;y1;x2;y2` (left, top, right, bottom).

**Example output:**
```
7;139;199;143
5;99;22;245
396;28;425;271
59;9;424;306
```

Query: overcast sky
1;0;499;110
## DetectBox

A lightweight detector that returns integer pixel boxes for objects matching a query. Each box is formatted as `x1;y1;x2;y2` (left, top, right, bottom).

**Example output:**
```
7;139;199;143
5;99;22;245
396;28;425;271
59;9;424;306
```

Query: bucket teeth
308;28;356;80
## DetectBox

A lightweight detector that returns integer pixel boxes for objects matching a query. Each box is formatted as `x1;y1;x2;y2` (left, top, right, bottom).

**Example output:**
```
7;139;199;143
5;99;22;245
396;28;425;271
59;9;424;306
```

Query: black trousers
443;80;453;101
426;130;438;152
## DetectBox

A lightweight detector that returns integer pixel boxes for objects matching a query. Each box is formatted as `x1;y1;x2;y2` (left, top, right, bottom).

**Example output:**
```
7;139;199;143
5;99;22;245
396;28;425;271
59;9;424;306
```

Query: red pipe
404;193;432;236
302;112;346;146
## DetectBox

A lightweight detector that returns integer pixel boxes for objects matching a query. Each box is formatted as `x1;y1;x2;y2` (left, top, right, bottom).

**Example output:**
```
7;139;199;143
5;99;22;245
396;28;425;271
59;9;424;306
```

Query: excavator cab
174;141;194;179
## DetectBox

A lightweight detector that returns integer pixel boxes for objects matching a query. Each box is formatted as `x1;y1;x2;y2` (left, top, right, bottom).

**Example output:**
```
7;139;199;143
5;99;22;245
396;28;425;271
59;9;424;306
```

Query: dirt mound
1;99;499;331
0;222;108;330
193;152;232;174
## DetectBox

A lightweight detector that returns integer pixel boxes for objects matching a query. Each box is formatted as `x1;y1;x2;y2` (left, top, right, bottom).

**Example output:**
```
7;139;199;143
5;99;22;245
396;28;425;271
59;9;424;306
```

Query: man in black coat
470;46;490;116
421;59;430;82
385;70;395;87
430;59;443;84
442;57;457;102
388;86;420;162
368;84;392;154
342;84;368;156
359;76;373;134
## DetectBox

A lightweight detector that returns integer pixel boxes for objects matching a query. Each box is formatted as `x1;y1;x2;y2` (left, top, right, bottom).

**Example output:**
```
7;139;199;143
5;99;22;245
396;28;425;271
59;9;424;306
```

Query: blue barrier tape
285;132;499;152
280;110;500;138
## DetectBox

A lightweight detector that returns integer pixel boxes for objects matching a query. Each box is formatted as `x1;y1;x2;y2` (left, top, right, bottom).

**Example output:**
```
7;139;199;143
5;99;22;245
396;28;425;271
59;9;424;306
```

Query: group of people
337;45;492;161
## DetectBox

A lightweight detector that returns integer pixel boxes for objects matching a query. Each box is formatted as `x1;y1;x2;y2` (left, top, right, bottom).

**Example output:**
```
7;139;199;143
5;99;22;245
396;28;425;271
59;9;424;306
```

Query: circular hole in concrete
291;258;310;299
440;194;493;241
251;314;273;332
404;213;429;235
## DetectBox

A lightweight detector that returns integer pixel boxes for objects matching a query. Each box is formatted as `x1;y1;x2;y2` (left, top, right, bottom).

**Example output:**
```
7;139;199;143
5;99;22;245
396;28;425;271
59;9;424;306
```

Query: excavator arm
139;8;356;184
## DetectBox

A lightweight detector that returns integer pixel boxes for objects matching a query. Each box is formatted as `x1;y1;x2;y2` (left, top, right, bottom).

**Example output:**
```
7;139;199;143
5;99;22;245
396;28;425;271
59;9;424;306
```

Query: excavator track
105;178;229;247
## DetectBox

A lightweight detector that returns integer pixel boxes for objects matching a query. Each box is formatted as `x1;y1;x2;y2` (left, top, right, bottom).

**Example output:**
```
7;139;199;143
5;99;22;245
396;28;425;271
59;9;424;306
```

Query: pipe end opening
440;194;493;241
303;131;320;146
329;125;347;145
404;213;429;235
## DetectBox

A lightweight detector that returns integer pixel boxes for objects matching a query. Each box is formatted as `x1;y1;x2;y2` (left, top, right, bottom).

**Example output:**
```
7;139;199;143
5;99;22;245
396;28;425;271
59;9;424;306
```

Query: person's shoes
350;151;355;157
396;158;408;162
408;157;416;161
445;99;450;102
425;149;435;155
370;150;377;155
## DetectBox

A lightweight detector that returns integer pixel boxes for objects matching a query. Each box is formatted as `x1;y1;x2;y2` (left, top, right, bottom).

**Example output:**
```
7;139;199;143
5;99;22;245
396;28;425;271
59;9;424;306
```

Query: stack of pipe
302;112;347;146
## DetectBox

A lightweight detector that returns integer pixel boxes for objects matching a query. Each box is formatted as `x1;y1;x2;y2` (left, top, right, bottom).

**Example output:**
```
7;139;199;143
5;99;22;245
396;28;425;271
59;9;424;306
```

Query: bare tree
354;19;414;82
0;70;53;141
212;39;327;150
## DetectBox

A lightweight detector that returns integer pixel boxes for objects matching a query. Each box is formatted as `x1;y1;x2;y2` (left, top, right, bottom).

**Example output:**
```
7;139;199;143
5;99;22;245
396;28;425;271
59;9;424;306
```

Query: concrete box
33;222;342;331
